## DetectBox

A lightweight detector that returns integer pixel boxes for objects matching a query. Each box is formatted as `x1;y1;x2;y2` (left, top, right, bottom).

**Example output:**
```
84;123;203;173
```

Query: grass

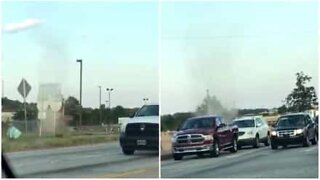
2;133;119;153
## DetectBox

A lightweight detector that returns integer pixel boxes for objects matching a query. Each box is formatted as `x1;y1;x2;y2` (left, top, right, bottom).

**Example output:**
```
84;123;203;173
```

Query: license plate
137;140;147;146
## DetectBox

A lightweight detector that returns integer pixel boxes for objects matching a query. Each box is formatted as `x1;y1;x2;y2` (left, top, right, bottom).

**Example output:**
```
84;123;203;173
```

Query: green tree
64;96;81;126
285;72;317;112
277;105;287;114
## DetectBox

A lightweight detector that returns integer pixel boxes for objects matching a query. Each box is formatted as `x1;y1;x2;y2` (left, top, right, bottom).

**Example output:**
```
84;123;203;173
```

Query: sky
161;1;319;114
1;1;319;114
1;1;159;109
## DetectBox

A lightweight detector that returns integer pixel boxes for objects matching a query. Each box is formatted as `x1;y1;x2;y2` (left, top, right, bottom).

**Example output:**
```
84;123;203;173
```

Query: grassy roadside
2;133;119;153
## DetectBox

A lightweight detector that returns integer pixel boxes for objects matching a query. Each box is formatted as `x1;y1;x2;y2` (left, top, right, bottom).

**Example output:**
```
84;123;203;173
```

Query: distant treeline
2;97;139;126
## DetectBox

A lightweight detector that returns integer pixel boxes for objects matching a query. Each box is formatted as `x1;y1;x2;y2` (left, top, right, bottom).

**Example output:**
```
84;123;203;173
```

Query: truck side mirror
129;112;135;118
218;123;226;128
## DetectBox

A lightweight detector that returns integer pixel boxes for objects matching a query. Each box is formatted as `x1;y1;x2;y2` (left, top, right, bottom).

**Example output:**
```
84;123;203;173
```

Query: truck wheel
271;142;278;150
197;152;205;158
303;134;311;147
173;154;183;160
311;132;318;145
210;141;220;157
122;148;135;155
253;135;260;148
264;135;270;146
230;138;238;153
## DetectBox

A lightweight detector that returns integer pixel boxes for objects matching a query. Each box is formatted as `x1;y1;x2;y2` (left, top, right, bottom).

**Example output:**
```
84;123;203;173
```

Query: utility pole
143;98;149;104
76;59;83;128
98;86;102;124
106;88;114;109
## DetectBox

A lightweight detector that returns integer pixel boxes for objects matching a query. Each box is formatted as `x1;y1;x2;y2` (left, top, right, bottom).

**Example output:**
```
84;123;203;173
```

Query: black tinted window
135;105;159;117
181;117;214;130
277;115;305;127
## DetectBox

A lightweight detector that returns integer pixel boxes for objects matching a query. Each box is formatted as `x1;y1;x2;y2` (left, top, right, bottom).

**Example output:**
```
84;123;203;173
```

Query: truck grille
176;134;205;144
126;123;158;137
277;130;295;137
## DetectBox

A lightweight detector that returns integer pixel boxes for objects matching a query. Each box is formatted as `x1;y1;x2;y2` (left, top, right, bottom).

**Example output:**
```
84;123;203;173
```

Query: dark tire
303;134;311;147
209;140;220;157
237;145;242;150
271;142;278;150
173;154;183;160
230;138;238;153
253;135;260;148
197;152;205;158
122;148;134;155
264;135;270;146
311;132;318;145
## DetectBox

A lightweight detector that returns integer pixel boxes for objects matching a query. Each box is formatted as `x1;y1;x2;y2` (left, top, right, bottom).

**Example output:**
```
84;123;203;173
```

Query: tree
277;105;287;114
285;72;317;112
64;96;81;126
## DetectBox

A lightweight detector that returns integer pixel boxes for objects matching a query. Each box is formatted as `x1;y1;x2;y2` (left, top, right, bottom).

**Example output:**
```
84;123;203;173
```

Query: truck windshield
276;115;305;127
181;118;214;130
135;105;159;117
233;119;254;128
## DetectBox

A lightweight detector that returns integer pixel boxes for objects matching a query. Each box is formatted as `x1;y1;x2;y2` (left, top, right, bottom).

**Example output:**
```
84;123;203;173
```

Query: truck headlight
271;131;277;136
203;135;213;141
295;129;303;135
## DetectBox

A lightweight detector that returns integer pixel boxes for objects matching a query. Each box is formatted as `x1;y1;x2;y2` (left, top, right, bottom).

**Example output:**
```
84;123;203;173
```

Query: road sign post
18;78;31;135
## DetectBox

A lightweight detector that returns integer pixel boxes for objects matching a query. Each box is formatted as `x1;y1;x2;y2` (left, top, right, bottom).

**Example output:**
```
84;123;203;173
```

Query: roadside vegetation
2;133;119;152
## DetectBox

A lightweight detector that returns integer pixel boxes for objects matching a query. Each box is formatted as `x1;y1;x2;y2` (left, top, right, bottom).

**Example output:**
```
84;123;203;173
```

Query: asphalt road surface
161;144;318;178
5;142;159;178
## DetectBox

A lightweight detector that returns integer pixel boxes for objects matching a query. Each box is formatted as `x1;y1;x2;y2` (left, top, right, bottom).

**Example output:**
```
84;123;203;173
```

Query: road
5;142;159;178
161;144;318;178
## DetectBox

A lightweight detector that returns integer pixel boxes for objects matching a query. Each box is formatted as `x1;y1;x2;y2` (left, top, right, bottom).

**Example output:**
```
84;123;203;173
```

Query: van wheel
210;140;220;157
271;142;278;150
173;154;183;160
303;134;311;147
230;138;238;153
122;148;135;155
253;135;260;148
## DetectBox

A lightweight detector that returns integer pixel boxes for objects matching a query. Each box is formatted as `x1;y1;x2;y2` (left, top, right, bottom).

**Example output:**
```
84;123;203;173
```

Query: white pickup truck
119;104;159;155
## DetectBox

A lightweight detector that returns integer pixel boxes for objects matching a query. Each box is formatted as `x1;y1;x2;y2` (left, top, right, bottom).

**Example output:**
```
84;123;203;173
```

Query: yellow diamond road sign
18;79;31;98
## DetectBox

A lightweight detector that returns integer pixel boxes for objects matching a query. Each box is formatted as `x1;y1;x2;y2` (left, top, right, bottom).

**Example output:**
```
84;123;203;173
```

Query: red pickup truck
171;115;239;160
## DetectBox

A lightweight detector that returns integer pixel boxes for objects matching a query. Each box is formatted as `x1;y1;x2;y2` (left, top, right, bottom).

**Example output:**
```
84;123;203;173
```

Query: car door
215;117;229;147
257;117;268;139
305;115;315;139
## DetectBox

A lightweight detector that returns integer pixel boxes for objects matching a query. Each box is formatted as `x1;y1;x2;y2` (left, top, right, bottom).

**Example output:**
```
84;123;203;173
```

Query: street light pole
106;88;114;109
98;86;102;124
76;59;83;127
143;98;149;104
